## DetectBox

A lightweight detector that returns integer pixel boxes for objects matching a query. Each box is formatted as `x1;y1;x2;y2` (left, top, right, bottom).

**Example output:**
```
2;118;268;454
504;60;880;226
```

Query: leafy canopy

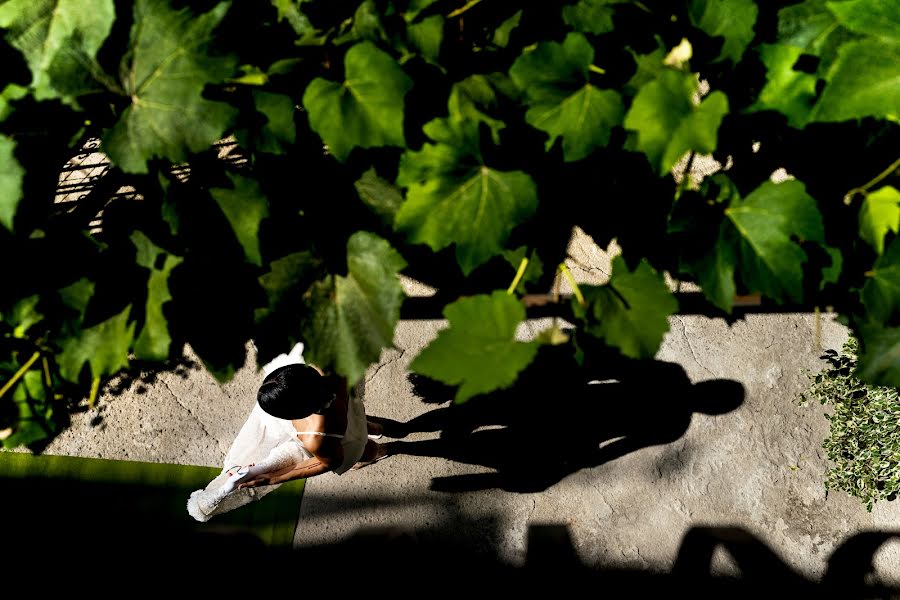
0;0;898;447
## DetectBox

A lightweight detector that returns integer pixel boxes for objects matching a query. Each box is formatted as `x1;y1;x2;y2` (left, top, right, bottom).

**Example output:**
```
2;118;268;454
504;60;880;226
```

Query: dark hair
257;364;335;419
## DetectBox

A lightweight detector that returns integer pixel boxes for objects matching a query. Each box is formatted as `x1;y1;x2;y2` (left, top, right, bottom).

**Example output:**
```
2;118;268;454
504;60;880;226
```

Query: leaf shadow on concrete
377;350;745;493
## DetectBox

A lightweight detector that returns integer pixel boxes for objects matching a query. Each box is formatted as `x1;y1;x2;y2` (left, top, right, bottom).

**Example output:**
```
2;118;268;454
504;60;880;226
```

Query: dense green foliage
0;0;898;448
800;337;900;511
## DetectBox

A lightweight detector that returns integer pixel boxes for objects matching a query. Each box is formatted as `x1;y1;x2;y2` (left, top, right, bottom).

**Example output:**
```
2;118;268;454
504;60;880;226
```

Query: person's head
257;364;336;419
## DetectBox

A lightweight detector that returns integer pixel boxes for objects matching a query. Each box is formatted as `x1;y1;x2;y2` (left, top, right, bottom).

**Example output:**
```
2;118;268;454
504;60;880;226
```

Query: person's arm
238;454;333;488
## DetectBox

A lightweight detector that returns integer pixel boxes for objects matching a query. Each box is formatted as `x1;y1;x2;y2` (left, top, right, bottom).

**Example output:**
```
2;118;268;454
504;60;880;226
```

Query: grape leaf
812;40;900;123
562;0;623;35
689;0;758;65
826;0;900;42
510;33;624;162
0;84;29;121
624;69;729;174
625;45;666;94
355;168;404;226
862;237;900;323
395;116;538;275
502;246;544;294
211;173;270;266
857;324;900;387
132;231;182;361
447;75;507;144
747;44;818;128
726;180;825;303
493;10;521;47
407;15;443;61
409;291;539;403
859;186;900;256
302;41;412;161
302;232;406;385
0;0;114;102
3;370;55;449
257;251;318;318
0;134;24;231
574;256;677;359
2;295;43;338
103;0;238;174
57;305;135;382
688;222;738;312
777;0;860;71
252;90;296;154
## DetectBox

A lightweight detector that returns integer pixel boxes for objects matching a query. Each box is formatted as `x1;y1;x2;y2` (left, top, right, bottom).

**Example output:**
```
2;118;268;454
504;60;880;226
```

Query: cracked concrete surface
37;232;900;583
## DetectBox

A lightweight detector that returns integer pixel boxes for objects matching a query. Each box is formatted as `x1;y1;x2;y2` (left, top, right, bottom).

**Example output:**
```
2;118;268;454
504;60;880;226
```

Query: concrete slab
34;238;900;583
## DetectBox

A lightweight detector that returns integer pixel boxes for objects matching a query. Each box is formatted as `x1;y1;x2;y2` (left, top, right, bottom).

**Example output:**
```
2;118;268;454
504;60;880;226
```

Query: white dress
186;343;368;522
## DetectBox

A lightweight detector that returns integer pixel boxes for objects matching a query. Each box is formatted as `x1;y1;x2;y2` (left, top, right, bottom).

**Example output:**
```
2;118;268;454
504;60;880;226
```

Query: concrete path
34;238;900;583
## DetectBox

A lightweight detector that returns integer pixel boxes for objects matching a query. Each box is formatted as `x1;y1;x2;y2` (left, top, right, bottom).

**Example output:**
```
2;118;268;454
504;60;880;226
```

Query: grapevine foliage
0;0;898;448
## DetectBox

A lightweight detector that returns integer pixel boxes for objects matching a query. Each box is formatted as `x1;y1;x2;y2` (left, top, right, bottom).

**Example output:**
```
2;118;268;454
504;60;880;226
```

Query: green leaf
0;0;114;102
777;0;860;70
502;246;544;294
688;222;737;312
747;44;819;128
574;256;677;359
271;0;314;36
447;75;506;144
493;10;521;47
0;84;28;121
624;69;729;174
0;134;24;231
57;306;135;382
3;295;44;338
562;0;622;35
510;33;624;162
211;173;270;266
302;232;406;384
252;90;296;154
355;168;404;226
726;179;824;303
407;14;443;61
859;186;900;256
409;291;539;403
826;0;900;42
3;371;54;448
131;232;182;360
625;45;666;94
395;117;538;275
862;237;900;323
857;325;900;387
257;251;318;319
103;0;238;173
302;41;412;161
689;0;758;64
811;40;900;123
59;278;95;318
333;0;386;45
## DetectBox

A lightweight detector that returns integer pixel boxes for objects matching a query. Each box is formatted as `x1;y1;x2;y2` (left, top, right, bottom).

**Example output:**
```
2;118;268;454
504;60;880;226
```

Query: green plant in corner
799;337;900;511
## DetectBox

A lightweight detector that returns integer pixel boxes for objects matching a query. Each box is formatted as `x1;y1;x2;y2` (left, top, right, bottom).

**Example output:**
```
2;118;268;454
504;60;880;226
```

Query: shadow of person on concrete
379;348;744;493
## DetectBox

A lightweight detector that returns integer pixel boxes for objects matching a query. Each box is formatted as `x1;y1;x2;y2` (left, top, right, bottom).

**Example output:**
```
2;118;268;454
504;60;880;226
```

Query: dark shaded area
376;356;743;493
7;517;898;597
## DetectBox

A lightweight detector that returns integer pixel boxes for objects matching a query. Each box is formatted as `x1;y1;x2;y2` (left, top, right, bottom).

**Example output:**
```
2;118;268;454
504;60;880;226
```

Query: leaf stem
0;351;41;400
559;264;586;307
844;156;900;205
589;64;606;75
507;257;530;295
448;0;482;18
88;376;101;407
676;152;696;199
